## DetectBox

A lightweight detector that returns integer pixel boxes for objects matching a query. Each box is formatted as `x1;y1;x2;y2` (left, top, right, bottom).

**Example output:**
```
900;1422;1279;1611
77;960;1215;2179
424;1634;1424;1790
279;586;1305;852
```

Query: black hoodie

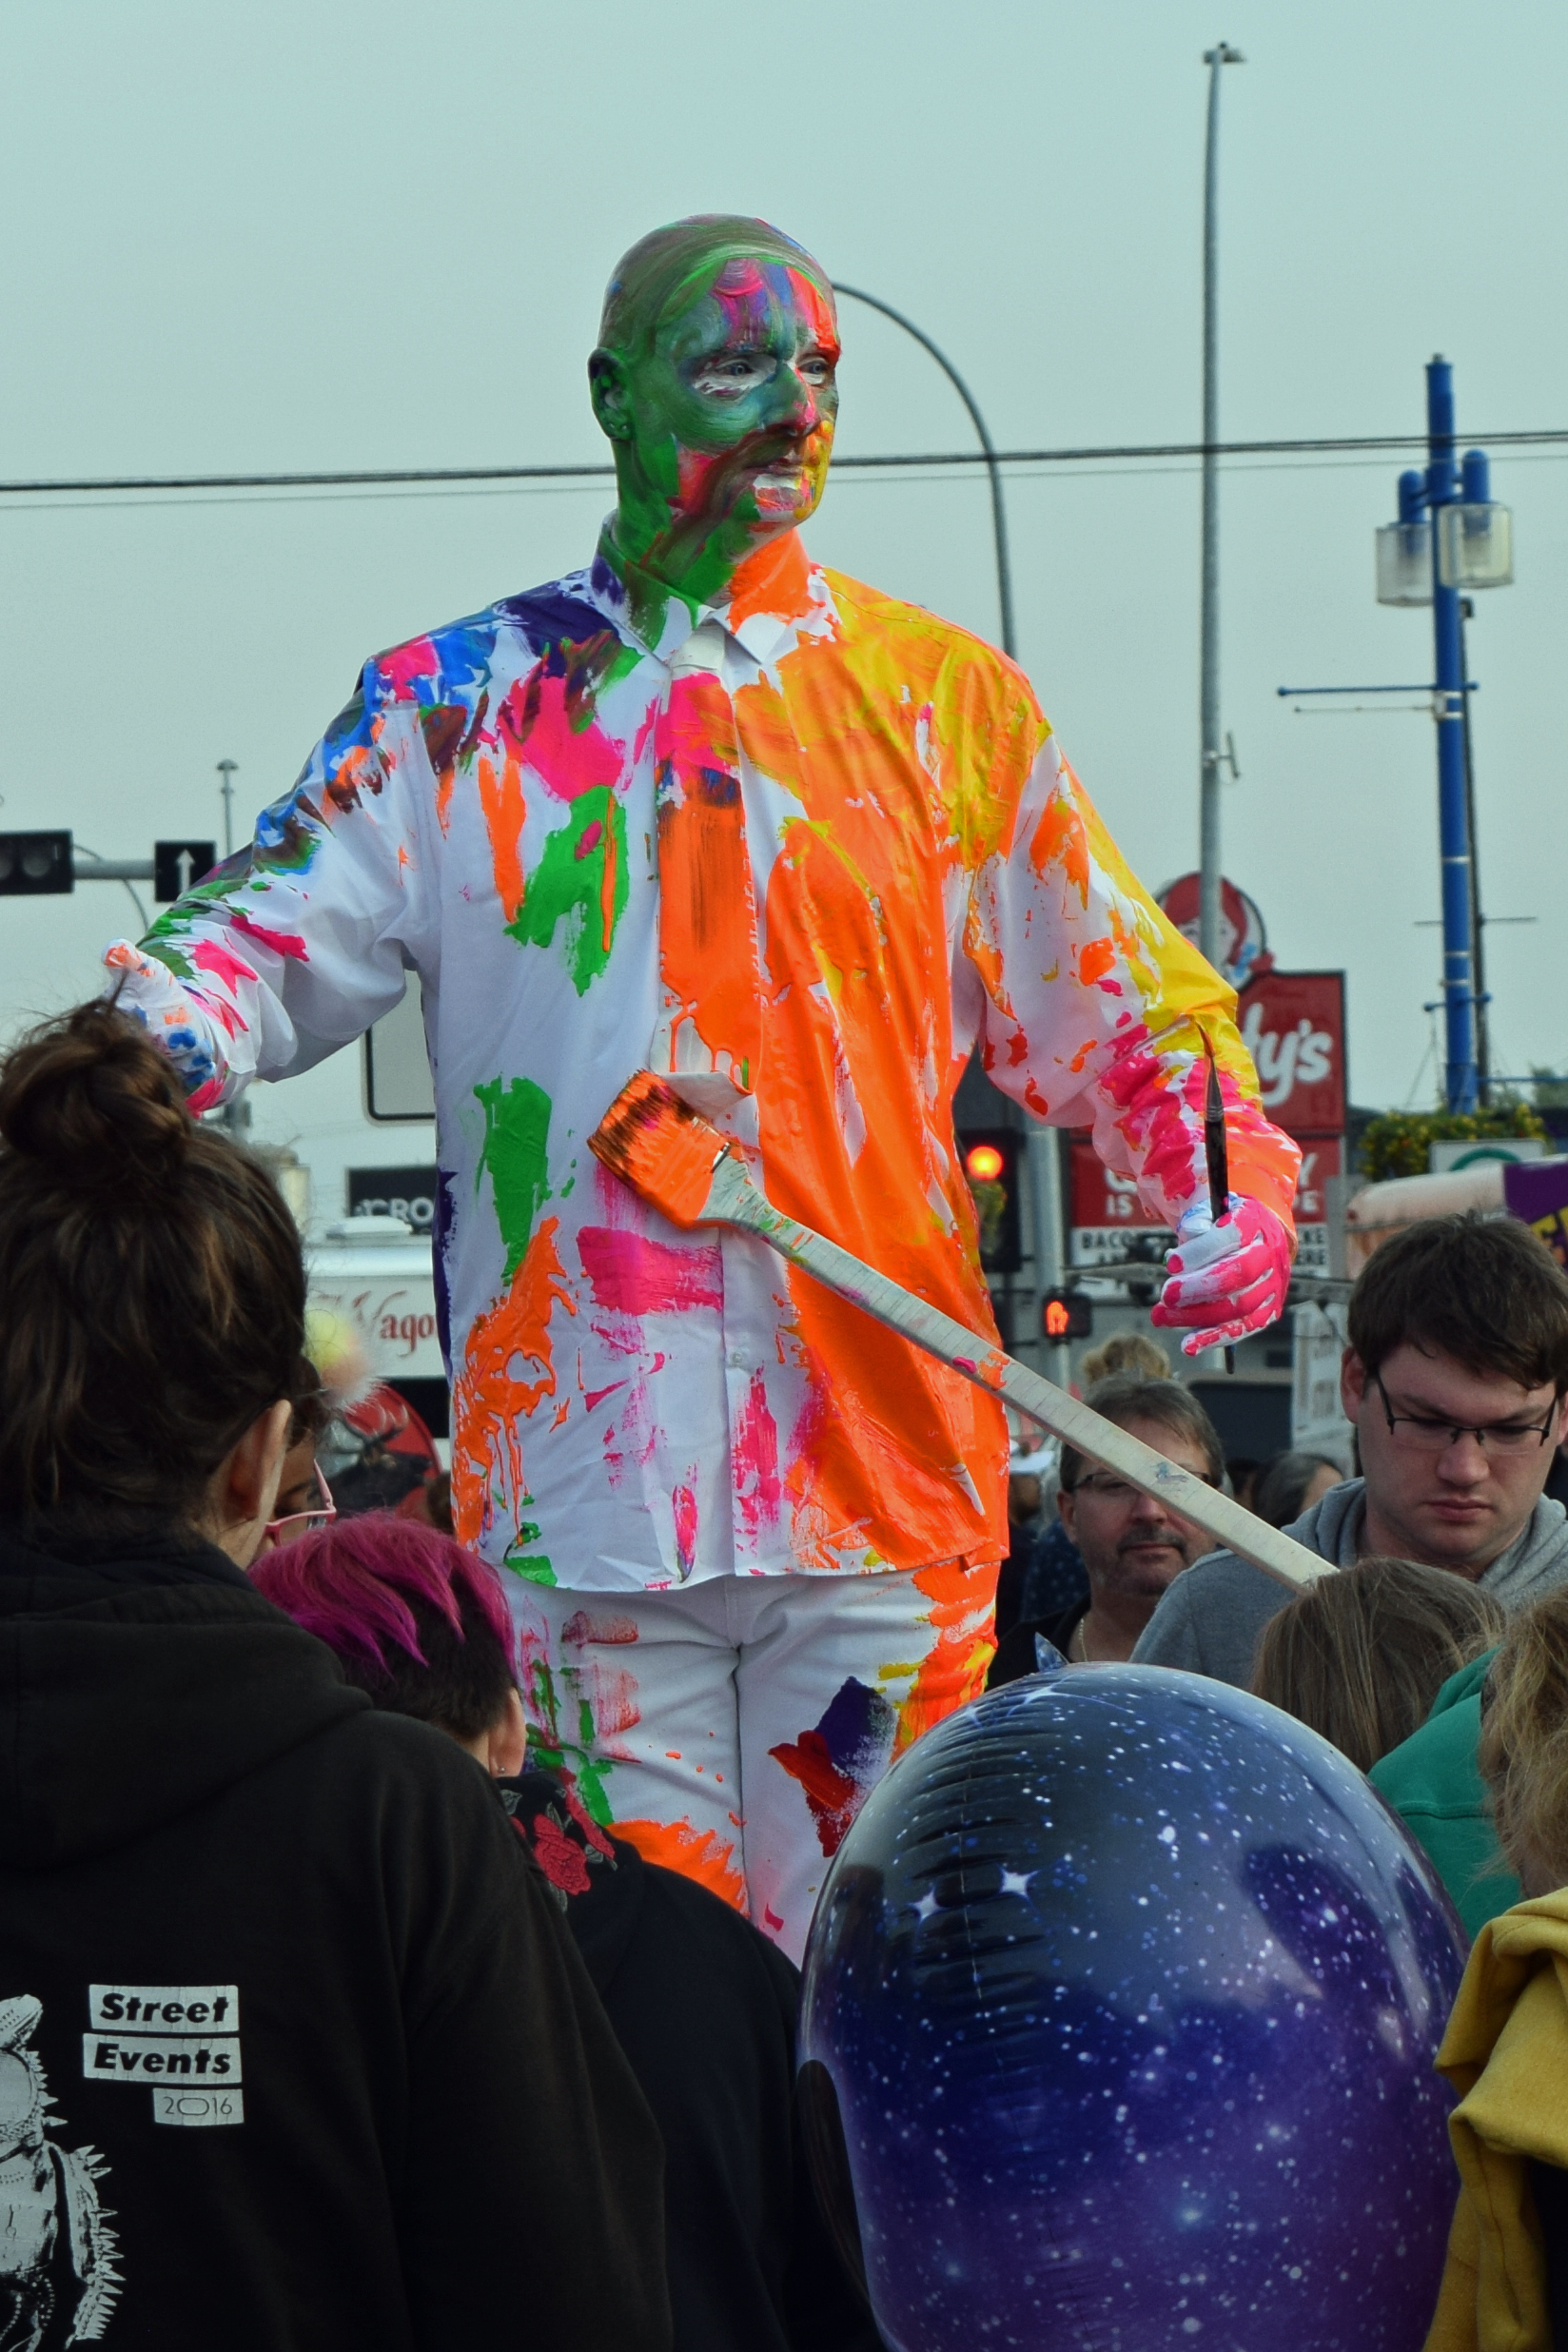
500;1767;881;2352
0;1523;671;2352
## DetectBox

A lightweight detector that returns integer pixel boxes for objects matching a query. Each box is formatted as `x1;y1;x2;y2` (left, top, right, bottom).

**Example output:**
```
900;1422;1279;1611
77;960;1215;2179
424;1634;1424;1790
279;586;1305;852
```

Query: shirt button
727;1350;747;1370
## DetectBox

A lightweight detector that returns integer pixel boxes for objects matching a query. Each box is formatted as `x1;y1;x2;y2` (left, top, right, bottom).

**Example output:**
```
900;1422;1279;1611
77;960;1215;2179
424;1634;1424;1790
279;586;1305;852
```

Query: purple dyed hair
252;1515;517;1680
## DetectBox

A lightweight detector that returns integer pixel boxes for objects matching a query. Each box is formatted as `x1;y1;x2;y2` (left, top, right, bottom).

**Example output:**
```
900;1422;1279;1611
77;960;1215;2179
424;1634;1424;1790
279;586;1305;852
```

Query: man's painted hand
1150;1195;1293;1358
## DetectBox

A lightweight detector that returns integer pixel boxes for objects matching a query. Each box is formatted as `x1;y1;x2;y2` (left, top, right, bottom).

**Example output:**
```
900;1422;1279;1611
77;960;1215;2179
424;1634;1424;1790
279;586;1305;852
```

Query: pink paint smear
229;909;309;962
578;1227;723;1317
500;672;622;801
192;938;259;992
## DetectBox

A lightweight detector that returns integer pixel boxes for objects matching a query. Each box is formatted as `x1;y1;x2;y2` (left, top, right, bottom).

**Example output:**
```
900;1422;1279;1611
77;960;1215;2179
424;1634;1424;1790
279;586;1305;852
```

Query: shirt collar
589;523;815;672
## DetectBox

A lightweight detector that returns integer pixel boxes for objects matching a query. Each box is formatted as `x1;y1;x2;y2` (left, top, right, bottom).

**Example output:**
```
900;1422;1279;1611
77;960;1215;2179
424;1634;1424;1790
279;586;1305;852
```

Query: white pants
509;1562;997;1964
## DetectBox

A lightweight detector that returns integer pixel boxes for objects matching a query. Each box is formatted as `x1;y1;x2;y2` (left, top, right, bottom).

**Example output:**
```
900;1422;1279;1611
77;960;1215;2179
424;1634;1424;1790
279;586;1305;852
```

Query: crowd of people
5;193;1544;2351
7;1005;1568;2350
6;199;1559;2348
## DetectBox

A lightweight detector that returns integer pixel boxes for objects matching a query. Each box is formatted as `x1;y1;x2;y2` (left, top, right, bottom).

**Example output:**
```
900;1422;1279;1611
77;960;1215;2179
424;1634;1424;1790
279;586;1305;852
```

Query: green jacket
1369;1651;1522;1943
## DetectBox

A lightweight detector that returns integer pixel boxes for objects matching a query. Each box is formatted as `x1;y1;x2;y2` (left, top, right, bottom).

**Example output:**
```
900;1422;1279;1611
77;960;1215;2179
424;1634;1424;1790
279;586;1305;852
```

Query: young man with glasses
1134;1213;1568;1688
990;1376;1225;1679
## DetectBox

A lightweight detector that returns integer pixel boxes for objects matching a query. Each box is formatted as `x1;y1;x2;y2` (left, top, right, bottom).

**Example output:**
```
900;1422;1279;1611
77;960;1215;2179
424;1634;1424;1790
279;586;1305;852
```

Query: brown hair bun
0;1000;191;1198
0;998;307;1521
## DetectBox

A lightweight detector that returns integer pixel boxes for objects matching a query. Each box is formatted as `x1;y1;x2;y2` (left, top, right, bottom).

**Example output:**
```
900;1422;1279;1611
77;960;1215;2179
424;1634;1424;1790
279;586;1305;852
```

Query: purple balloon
799;1663;1466;2351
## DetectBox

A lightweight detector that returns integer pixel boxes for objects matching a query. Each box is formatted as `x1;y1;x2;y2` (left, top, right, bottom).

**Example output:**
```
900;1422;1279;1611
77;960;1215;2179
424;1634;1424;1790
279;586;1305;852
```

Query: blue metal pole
1426;357;1477;1112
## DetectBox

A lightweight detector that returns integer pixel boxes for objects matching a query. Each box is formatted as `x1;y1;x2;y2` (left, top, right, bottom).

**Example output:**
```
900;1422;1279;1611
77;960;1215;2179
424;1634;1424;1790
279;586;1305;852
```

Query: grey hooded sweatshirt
1130;1478;1568;1690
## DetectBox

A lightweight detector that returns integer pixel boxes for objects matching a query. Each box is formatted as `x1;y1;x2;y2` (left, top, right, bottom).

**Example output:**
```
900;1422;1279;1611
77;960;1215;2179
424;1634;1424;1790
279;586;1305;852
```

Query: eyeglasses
1071;1472;1217;1503
1371;1371;1558;1457
265;1463;337;1542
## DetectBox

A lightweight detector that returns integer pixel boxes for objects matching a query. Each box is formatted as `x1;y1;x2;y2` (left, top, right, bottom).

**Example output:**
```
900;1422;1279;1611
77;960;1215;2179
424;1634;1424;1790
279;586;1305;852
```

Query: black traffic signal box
957;1127;1023;1275
1041;1289;1094;1342
0;832;72;894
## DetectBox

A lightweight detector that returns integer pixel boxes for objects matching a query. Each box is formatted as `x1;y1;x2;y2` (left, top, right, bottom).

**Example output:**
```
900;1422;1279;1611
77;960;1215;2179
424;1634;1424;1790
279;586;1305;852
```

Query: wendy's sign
1235;970;1346;1137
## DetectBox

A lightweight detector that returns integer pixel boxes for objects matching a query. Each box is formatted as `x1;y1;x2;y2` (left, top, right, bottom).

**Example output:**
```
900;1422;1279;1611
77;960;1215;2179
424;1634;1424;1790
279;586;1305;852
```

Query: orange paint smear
588;1070;728;1228
598;803;618;952
1078;935;1116;989
450;1216;576;1547
475;748;527;923
735;745;1010;1571
1029;779;1091;904
725;528;814;632
655;673;763;1082
895;1556;1000;1756
611;1814;748;1911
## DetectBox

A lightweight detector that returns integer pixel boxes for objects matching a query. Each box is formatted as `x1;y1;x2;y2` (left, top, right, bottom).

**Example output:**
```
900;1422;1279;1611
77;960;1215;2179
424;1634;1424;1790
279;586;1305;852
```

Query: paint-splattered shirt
107;527;1299;1593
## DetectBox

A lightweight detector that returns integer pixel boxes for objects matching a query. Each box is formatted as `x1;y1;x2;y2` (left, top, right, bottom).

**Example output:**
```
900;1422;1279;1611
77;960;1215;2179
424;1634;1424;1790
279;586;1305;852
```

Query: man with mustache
989;1377;1225;1681
107;216;1299;1960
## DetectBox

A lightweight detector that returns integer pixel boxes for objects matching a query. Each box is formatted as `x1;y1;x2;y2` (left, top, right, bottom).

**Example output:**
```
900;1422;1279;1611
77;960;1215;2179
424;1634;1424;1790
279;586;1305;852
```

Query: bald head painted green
588;215;841;642
598;214;833;360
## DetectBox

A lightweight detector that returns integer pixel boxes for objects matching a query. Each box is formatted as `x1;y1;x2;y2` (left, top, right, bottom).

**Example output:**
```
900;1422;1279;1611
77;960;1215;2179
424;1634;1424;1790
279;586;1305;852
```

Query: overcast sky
3;0;1564;1212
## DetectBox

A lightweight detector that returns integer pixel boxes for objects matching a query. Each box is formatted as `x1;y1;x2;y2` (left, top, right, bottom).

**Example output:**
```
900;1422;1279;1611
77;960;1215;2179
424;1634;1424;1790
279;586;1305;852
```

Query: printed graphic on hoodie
0;1993;120;2346
83;1986;244;2129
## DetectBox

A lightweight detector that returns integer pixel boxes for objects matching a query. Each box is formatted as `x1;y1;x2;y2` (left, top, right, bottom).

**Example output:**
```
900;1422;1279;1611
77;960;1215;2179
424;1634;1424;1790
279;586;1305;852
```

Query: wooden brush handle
710;1156;1325;1595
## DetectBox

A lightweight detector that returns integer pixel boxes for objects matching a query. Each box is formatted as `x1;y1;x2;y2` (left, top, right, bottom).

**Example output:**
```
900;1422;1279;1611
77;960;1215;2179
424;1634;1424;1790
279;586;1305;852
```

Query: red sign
1236;970;1346;1136
1070;1133;1342;1231
1157;872;1271;991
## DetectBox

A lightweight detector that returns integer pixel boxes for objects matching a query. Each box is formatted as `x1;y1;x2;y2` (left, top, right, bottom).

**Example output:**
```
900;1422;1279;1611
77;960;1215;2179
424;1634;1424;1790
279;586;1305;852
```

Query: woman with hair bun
0;1003;669;2352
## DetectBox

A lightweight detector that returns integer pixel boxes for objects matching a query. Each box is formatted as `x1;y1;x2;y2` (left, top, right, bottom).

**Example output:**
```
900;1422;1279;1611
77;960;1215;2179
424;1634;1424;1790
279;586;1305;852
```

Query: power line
3;426;1567;499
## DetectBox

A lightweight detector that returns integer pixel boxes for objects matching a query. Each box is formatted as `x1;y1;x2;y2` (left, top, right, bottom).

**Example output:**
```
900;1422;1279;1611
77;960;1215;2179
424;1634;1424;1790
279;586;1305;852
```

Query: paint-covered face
592;250;839;612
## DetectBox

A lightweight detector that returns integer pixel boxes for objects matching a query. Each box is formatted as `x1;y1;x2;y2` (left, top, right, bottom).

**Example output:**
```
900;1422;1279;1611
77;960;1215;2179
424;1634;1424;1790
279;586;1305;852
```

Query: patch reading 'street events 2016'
82;1984;244;2127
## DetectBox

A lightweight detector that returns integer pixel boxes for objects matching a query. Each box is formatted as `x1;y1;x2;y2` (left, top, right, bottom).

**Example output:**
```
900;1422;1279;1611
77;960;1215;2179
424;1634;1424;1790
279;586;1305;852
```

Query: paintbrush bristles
588;1069;732;1229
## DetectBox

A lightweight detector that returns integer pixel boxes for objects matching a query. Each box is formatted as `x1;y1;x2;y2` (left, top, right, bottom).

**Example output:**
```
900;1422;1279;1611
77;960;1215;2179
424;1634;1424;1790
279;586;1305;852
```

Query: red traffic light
1041;1289;1093;1342
964;1142;1005;1185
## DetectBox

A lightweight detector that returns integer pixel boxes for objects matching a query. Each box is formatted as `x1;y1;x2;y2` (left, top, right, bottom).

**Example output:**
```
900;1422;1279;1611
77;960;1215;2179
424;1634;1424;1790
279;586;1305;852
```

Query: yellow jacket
1425;1890;1568;2351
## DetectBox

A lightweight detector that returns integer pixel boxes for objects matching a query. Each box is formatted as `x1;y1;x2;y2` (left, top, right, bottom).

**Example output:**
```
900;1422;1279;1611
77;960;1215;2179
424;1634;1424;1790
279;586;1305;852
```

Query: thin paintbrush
1204;1049;1237;1377
590;1071;1323;1594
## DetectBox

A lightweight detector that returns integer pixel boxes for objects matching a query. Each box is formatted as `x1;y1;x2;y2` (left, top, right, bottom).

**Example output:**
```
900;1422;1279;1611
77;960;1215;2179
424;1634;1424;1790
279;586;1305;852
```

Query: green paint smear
139;935;198;982
573;1758;617;1826
603;638;643;694
475;1074;552;1281
519;1656;617;1824
526;1737;616;1827
505;1554;557;1586
506;787;628;996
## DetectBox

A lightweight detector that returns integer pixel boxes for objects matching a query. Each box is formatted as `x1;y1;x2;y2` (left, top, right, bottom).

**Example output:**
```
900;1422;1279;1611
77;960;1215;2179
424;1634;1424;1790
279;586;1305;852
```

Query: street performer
107;215;1300;1959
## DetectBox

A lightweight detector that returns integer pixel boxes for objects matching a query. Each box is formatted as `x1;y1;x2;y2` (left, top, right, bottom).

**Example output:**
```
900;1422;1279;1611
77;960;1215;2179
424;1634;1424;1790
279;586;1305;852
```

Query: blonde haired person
1424;1589;1568;2349
1079;1329;1171;1386
1251;1557;1504;1774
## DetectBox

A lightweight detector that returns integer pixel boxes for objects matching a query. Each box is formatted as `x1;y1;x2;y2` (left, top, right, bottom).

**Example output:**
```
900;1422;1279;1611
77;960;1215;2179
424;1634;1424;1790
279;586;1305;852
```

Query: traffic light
1041;1288;1094;1342
0;831;72;894
958;1127;1022;1274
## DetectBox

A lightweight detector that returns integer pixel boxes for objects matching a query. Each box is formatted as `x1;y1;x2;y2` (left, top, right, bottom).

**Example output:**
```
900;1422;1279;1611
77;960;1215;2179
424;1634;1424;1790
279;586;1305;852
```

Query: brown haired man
990;1376;1225;1680
1135;1213;1568;1688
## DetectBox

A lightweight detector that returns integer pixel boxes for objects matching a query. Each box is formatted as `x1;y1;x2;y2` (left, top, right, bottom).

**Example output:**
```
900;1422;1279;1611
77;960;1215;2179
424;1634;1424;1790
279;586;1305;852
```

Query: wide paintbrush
589;1071;1324;1594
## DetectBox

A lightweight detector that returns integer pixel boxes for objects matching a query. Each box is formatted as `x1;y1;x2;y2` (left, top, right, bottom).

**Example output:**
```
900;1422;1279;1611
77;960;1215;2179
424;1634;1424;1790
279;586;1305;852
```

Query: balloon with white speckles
798;1662;1466;2352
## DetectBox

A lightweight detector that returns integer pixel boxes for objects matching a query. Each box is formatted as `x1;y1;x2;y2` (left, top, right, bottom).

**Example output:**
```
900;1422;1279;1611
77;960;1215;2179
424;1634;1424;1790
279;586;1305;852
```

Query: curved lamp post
1198;40;1245;970
833;284;1016;659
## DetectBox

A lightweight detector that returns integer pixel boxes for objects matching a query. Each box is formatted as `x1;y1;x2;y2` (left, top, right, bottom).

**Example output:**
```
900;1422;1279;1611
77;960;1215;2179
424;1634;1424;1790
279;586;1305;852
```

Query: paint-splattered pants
510;1559;998;1964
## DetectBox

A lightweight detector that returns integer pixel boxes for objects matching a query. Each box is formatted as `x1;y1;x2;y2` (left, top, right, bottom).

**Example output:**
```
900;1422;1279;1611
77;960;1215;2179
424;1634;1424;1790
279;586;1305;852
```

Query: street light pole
1199;41;1244;969
833;284;1016;659
1425;360;1479;1113
1374;365;1513;1112
1457;596;1488;1100
216;758;238;859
